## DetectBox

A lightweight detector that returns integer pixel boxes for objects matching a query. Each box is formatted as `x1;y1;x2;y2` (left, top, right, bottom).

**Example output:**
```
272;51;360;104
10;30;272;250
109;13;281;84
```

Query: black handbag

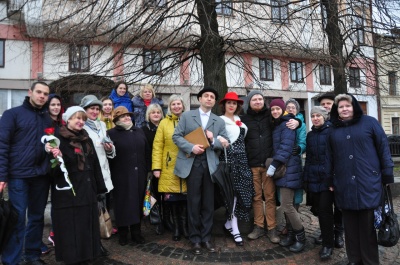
149;202;162;225
0;193;19;254
377;185;400;247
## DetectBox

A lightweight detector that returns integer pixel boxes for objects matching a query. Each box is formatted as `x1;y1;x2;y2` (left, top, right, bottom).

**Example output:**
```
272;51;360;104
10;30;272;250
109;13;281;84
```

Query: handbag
265;158;287;179
0;193;19;254
149;202;162;225
377;185;400;247
98;201;113;239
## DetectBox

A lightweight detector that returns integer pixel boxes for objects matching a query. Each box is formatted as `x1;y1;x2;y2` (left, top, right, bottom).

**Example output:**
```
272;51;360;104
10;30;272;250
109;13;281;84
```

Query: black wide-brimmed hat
197;86;219;100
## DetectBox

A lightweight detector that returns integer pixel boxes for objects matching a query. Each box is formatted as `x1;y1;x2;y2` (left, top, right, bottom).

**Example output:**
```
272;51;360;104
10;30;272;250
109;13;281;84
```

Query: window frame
216;0;233;16
68;44;90;72
259;58;274;81
290;61;304;83
271;0;289;23
392;117;400;135
0;39;5;68
354;15;365;45
349;67;361;88
319;64;332;85
389;71;397;96
143;49;162;75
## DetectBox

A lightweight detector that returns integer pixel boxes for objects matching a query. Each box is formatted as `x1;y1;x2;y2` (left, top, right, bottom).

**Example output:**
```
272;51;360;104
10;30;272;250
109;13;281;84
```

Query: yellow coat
152;114;187;193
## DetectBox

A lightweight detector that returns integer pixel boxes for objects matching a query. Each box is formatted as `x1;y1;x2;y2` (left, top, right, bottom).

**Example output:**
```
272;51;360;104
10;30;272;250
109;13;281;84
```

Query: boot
118;227;129;246
180;203;189;239
334;225;344;248
130;223;145;244
289;227;306;253
99;241;109;256
163;202;174;232
155;222;164;235
171;204;181;241
279;224;295;247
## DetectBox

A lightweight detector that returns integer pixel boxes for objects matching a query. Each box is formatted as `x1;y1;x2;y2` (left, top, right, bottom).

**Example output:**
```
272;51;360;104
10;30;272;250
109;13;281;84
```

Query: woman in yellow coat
152;94;188;242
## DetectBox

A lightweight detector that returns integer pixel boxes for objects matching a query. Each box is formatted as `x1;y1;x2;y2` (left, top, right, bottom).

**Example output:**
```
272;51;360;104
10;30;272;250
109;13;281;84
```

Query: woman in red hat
219;92;255;247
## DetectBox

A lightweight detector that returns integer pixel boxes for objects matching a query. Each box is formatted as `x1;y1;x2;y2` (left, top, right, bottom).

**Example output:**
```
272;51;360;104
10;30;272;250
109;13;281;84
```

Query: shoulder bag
377;184;400;247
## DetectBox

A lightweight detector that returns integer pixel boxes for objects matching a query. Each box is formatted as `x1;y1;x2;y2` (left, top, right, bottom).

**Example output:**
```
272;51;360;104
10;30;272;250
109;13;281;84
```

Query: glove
382;175;394;185
97;193;106;202
267;165;276;176
292;145;301;156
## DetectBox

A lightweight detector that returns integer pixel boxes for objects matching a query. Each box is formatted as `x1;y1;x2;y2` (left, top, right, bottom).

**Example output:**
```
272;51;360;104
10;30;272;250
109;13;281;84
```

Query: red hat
219;92;244;105
269;98;286;111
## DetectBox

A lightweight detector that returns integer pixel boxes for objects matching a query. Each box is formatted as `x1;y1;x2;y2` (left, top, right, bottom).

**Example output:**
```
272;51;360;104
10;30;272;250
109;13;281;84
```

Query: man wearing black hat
315;91;344;249
173;87;229;255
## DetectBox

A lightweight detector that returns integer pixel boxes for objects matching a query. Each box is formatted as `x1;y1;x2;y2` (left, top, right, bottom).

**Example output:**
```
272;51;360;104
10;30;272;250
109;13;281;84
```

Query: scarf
85;119;100;134
59;126;92;171
116;120;133;130
144;99;151;107
110;89;132;107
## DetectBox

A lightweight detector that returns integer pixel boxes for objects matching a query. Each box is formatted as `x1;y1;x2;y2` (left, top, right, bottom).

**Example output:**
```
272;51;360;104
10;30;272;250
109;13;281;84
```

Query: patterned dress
220;127;255;221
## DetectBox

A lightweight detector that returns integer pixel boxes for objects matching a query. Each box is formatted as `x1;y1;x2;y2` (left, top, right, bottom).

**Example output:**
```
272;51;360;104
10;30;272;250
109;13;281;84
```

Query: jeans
251;167;276;230
1;176;50;265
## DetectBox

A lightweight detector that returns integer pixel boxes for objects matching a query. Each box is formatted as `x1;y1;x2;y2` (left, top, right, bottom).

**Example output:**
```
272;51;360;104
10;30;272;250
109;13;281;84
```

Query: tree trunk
196;0;228;110
322;0;347;95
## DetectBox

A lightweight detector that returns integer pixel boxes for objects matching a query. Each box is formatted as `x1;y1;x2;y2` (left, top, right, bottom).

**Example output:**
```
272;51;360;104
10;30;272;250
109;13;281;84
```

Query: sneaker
48;231;55;246
247;225;265;240
41;243;50;255
267;228;281;244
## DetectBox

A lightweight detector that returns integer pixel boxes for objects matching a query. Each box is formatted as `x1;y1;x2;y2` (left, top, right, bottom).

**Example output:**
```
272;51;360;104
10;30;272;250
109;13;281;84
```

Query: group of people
0;81;394;265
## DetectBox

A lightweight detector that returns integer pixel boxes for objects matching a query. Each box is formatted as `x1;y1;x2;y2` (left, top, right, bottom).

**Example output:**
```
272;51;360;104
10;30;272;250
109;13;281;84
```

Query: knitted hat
243;90;264;113
310;106;329;120
62;106;86;123
269;98;286;111
285;98;300;113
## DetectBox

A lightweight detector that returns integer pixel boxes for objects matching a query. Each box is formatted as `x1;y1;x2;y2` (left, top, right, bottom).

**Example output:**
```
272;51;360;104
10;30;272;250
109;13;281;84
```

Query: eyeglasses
286;106;296;110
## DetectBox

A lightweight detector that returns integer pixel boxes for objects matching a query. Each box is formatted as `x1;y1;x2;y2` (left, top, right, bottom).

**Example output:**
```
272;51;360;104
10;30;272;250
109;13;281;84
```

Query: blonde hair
145;104;164;122
99;97;115;128
167;94;185;116
69;111;87;122
139;84;155;99
334;94;352;105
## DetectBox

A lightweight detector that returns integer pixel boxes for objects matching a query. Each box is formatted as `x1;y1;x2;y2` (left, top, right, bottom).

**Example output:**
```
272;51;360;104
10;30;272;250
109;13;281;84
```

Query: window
216;0;232;16
143;50;161;75
393;117;400;135
0;39;4;68
69;45;90;72
290;61;303;82
349;67;361;88
319;65;331;85
0;89;27;118
147;0;167;8
321;4;327;29
259;59;274;81
271;0;288;23
389;71;397;96
354;15;365;44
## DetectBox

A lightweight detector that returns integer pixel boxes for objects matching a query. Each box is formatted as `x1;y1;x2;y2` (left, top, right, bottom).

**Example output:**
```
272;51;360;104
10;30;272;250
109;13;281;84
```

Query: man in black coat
0;82;52;265
241;90;298;244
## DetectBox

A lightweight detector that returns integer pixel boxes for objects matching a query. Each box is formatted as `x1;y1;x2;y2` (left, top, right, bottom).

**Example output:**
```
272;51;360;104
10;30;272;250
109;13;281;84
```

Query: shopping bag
98;201;113;239
143;176;157;217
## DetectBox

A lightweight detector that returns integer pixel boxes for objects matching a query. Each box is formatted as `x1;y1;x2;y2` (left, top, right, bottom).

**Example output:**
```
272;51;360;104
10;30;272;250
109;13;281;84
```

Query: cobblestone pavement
39;192;400;265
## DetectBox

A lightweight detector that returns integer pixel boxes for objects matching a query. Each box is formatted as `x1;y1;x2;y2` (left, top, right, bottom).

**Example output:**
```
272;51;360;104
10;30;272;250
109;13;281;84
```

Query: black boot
334;225;344;248
279;224;295;247
319;246;333;260
130;223;145;244
118;227;129;246
155;222;164;235
163;202;174;232
289;227;306;253
180;203;189;239
171;204;181;241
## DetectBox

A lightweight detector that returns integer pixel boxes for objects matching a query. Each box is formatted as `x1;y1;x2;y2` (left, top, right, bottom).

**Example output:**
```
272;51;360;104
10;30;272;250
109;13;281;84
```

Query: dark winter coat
0;97;52;181
141;121;158;151
327;94;394;210
303;121;333;193
271;114;303;189
240;106;273;167
132;96;164;128
51;127;107;264
108;125;151;226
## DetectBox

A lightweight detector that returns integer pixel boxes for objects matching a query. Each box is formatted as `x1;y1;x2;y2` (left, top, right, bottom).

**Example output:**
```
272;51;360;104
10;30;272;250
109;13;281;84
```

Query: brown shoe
267;228;280;244
247;225;265;240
